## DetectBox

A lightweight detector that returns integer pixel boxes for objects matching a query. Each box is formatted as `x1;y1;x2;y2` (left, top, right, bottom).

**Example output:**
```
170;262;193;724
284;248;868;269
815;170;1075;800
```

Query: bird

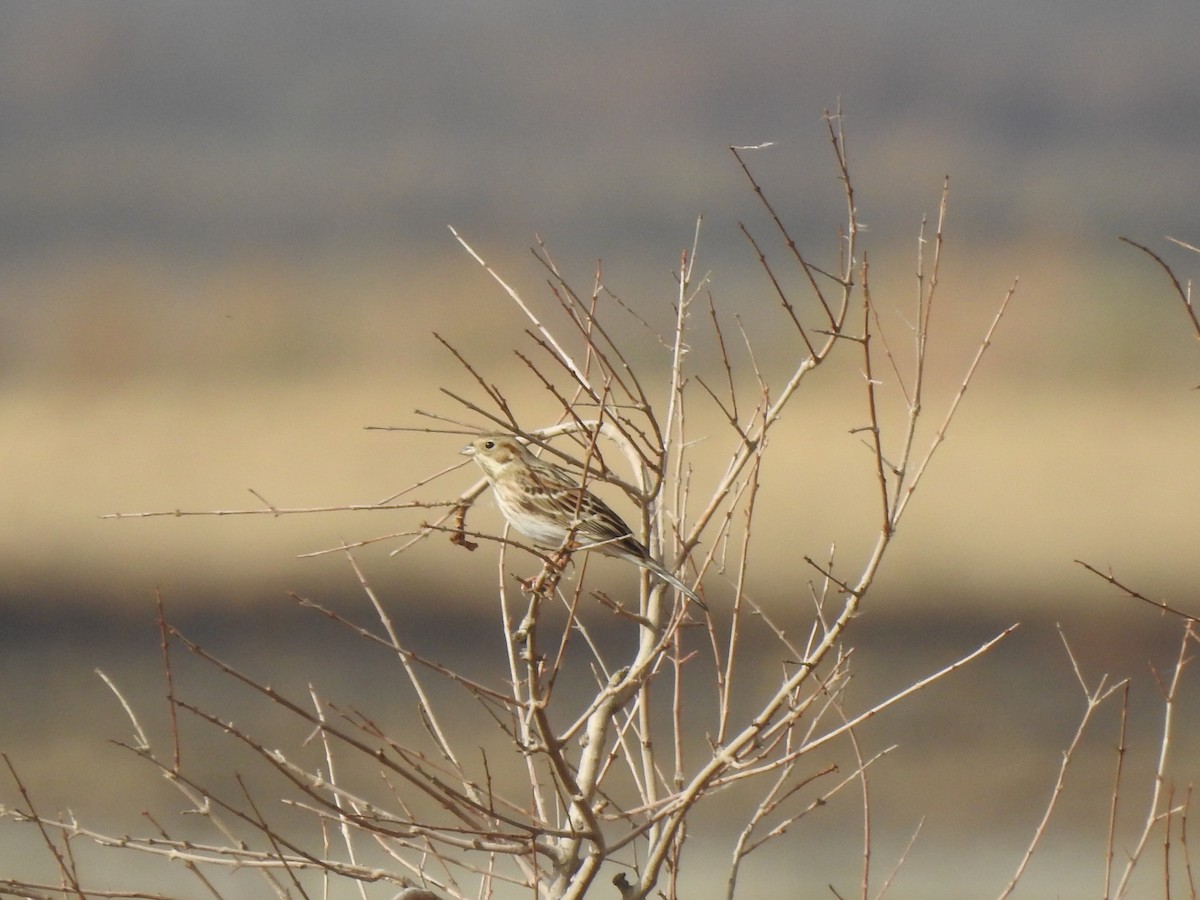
460;435;705;608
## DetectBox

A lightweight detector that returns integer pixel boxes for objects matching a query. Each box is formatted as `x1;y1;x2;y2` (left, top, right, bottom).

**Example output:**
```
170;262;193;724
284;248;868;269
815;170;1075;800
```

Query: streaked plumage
461;435;704;608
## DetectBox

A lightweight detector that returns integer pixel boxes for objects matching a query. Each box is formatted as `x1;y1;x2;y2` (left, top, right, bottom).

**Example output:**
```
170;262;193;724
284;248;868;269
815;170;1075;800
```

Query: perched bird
461;435;705;608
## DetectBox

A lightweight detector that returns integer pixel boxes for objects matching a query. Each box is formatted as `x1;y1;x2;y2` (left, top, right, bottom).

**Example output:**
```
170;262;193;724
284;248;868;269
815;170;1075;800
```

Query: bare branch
1121;236;1200;343
1075;559;1200;622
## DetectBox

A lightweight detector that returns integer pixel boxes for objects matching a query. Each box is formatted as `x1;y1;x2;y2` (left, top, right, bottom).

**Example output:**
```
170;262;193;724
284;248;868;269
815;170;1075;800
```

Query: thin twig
1075;559;1199;622
998;627;1129;899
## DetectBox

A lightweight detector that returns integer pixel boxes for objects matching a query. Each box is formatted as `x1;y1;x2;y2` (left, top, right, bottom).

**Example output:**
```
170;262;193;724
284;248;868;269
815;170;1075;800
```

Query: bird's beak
460;443;475;457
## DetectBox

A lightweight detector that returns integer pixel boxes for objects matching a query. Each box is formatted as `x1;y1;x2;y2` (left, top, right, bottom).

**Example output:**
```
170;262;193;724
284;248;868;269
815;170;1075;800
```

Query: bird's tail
636;557;707;611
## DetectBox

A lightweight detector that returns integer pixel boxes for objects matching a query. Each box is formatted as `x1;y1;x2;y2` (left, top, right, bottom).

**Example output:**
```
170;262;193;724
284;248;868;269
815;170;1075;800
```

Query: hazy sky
2;0;1197;263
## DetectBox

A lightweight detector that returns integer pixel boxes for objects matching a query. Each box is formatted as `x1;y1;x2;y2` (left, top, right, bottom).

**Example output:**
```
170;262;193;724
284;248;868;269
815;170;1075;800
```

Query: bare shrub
2;111;1020;899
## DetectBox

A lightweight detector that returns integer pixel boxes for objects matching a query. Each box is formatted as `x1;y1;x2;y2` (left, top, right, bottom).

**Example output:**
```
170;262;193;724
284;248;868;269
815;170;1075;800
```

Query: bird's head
460;435;529;479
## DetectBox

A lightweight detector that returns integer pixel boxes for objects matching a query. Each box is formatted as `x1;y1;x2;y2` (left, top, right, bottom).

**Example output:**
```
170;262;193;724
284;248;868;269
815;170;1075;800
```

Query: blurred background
2;1;1199;897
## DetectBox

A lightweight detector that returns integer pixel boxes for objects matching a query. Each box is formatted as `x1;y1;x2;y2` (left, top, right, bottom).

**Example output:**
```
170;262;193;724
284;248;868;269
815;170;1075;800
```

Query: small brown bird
461;435;705;608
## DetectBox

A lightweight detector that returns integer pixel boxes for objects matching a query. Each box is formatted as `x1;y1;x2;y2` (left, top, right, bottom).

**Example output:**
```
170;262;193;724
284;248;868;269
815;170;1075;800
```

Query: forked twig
997;627;1129;899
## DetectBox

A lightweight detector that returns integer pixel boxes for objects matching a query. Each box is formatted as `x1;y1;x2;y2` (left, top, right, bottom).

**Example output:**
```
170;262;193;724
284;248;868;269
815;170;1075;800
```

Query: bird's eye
483;439;496;450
